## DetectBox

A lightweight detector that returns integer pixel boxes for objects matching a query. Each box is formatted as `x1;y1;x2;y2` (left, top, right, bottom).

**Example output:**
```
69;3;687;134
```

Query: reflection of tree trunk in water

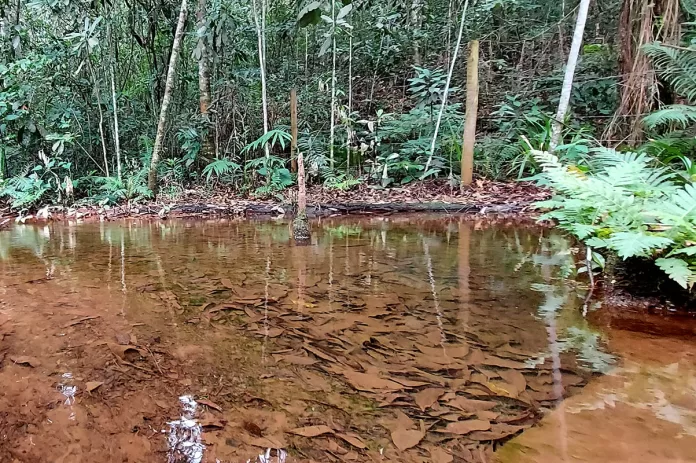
423;238;447;348
120;231;127;317
262;253;271;363
296;246;306;313
458;220;471;331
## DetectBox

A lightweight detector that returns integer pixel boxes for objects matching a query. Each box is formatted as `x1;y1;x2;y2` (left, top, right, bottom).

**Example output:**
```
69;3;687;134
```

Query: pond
0;215;692;462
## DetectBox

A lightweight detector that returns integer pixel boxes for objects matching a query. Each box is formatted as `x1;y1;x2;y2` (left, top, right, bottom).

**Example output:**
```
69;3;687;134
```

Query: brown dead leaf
290;425;335;437
417;344;469;358
447;396;497;412
482;355;527;369
440;419;491;435
414;388;445;411
276;354;317;366
198;399;223;412
303;344;337;362
391;428;424;451
9;356;41;368
342;370;403;392
155;400;168;409
429;447;453;463
498;370;527;392
220;278;234;289
336;432;367;449
85;381;104;392
468;423;526;441
200;416;227;429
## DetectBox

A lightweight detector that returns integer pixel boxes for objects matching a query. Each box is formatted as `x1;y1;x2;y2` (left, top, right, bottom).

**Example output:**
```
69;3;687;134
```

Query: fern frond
643;104;696;129
644;43;696;102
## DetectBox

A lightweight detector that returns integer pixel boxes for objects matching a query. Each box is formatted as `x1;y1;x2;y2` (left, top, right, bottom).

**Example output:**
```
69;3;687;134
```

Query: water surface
0;216;675;462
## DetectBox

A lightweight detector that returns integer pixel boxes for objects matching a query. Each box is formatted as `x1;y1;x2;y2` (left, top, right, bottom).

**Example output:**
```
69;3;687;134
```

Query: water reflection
0;216;616;462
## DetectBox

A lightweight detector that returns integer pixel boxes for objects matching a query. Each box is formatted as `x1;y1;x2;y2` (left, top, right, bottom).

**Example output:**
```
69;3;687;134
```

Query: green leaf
655;258;693;289
298;1;322;27
606;232;673;259
336;3;352;20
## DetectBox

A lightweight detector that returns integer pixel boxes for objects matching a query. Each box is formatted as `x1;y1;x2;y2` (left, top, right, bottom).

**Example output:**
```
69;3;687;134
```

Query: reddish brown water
0;216;691;462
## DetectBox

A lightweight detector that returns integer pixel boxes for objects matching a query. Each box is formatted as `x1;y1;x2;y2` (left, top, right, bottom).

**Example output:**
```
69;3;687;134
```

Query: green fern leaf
606;232;673;259
656;257;694;289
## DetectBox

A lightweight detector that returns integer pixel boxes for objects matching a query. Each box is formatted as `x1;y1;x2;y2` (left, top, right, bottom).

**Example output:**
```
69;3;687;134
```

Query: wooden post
292;88;310;241
461;39;479;189
291;88;298;173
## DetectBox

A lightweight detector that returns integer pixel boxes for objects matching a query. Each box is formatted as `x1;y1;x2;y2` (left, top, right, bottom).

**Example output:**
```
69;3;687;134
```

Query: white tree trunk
424;0;469;176
148;0;187;193
108;22;122;181
550;0;591;151
329;0;337;171
252;0;270;160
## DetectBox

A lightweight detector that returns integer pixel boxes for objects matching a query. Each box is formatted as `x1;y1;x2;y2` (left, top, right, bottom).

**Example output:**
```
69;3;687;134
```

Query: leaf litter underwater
0;214;656;462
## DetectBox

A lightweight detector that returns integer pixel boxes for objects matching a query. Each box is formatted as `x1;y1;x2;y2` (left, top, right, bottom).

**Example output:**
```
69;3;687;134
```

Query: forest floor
0;179;550;223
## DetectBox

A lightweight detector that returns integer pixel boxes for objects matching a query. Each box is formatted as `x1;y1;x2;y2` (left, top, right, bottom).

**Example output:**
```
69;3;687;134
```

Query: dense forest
2;0;696;289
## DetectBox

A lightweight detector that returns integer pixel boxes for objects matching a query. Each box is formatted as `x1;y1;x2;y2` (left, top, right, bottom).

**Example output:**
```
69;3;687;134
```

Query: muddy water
0;216;687;462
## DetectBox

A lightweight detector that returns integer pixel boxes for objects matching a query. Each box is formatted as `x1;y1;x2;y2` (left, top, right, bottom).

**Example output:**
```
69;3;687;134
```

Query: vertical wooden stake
461;39;479;189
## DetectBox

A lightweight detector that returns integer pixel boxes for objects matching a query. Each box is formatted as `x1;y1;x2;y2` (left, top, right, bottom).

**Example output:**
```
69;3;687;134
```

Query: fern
203;158;241;183
644;43;696;102
530;146;696;289
643;104;696;129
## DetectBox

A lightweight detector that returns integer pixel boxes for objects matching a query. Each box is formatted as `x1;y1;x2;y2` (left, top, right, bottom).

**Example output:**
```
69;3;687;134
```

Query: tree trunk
424;0;469;176
148;0;187;194
410;0;424;65
550;0;591;151
292;89;310;241
290;88;299;173
252;0;270;163
461;39;479;189
108;22;122;181
196;0;215;163
329;0;337;171
88;60;110;178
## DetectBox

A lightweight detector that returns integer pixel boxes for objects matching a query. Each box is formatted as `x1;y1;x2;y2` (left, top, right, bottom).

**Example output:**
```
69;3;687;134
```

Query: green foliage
532;147;696;289
89;170;151;205
644;43;696;102
408;67;457;110
203;158;242;183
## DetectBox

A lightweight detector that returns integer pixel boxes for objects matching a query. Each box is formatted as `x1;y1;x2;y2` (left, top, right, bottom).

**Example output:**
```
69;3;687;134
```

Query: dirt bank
0;179;549;223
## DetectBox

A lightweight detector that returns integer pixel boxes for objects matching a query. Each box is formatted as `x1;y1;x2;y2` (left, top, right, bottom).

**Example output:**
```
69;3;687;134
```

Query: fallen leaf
9;356;41;368
499;370;527;392
200;417;227;429
277;355;317;366
198;399;223;412
221;278;234;289
468;424;526;441
342;371;403;392
482;355;527;369
440;419;491;435
417;344;469;358
63;316;100;328
290;425;334;437
155;400;168;409
429;447;453;463
447;396;497;412
85;381;104;392
336;432;367;449
414;388;445;411
391;428;424;451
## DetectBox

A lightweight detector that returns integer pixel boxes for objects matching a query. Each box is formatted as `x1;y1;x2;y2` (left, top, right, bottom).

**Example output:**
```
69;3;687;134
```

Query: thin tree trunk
252;0;270;162
291;88;299;172
196;0;214;163
424;0;469;176
89;61;110;178
148;0;187;194
108;22;122;181
329;0;337;171
410;0;424;65
461;39;479;189
110;64;122;180
550;0;591;151
292;89;310;241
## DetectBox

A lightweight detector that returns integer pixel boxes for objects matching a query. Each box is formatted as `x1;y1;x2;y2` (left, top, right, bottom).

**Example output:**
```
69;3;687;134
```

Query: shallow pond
0;215;692;462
